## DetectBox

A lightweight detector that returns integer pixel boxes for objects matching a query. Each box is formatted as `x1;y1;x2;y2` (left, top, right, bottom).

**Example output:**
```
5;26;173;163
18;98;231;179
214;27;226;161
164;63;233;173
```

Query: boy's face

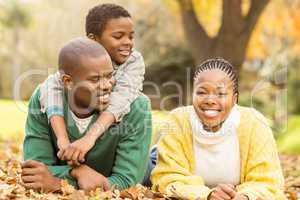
193;69;237;132
65;54;115;114
94;17;134;65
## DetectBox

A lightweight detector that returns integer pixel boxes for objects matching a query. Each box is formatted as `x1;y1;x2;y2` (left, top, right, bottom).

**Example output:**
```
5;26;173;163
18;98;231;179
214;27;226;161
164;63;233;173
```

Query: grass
276;115;300;154
1;99;300;153
0;99;28;141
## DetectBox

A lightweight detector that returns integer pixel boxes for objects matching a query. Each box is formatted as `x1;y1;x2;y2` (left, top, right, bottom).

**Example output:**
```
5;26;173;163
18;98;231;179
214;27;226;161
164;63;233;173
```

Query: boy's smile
96;17;134;65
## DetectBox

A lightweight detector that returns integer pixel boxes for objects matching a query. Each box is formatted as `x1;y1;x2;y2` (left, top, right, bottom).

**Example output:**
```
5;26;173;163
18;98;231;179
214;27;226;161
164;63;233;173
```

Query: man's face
95;17;134;65
67;54;115;114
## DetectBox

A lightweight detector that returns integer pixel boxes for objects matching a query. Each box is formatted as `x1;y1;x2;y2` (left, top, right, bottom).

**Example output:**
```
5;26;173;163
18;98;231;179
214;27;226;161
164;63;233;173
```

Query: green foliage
0;0;31;28
277;115;300;154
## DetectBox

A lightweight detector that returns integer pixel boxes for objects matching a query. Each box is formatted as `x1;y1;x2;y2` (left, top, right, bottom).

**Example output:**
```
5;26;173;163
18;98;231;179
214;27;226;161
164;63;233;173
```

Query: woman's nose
205;95;217;105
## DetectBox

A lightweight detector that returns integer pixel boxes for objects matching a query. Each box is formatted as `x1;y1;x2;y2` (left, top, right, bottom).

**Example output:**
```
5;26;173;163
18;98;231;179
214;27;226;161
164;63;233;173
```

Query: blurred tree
167;0;270;71
0;0;30;97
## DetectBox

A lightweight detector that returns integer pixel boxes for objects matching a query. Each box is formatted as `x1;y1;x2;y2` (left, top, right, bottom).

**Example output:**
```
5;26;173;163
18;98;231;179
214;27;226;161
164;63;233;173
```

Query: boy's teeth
203;110;219;117
120;50;130;56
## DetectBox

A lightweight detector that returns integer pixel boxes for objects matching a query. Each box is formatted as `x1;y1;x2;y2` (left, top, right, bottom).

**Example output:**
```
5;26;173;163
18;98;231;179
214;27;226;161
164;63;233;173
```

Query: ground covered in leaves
0;140;299;200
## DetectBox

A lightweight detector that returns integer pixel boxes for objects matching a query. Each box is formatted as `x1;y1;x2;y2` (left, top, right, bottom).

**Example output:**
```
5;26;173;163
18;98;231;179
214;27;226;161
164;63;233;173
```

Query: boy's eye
112;34;122;39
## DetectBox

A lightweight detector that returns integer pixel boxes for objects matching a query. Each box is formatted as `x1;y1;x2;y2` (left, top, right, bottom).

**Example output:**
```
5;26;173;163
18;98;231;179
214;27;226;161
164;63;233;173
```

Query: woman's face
193;69;237;132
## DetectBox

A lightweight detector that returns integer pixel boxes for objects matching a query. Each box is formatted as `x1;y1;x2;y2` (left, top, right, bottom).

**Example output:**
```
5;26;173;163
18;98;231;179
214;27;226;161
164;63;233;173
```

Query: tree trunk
11;24;21;98
177;0;270;72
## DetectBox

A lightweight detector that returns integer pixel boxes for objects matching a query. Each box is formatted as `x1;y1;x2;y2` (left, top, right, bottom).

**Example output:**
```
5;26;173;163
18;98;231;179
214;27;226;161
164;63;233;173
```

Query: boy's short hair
85;3;131;37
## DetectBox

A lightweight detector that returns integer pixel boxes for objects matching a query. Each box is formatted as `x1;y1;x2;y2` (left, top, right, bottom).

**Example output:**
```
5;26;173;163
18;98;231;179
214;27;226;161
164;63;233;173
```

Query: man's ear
61;74;73;90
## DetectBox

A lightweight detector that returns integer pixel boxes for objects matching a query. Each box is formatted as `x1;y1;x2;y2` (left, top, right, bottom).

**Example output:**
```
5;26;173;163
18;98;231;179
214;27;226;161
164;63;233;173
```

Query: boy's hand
57;137;70;152
57;134;96;167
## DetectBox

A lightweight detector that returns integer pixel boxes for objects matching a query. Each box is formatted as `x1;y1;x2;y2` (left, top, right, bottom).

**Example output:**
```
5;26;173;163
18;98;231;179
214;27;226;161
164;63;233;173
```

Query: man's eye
107;74;113;79
91;78;100;82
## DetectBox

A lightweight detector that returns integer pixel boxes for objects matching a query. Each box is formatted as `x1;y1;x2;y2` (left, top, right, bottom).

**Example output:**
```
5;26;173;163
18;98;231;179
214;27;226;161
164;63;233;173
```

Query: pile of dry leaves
0;140;299;200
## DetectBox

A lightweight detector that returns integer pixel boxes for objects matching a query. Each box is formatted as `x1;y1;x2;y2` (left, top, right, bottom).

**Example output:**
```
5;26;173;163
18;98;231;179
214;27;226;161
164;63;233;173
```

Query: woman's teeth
203;110;219;117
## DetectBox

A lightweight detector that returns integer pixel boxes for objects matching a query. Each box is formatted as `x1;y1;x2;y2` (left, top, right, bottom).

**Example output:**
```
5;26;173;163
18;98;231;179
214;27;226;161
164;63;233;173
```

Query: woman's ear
61;74;73;90
233;93;238;104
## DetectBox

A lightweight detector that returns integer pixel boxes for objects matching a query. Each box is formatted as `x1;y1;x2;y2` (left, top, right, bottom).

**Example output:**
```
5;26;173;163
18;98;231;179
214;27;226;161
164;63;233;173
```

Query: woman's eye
196;91;206;95
218;93;227;96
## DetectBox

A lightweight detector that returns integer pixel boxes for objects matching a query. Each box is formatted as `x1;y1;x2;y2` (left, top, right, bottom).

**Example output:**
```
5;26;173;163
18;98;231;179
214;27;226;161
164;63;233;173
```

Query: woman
151;58;286;200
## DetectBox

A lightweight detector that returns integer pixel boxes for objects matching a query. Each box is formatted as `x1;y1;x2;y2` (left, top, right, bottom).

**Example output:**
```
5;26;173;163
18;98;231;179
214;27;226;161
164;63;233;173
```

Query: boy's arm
68;51;145;160
50;116;70;150
39;72;70;151
24;88;77;187
107;50;145;122
63;51;144;164
39;72;64;117
107;95;151;190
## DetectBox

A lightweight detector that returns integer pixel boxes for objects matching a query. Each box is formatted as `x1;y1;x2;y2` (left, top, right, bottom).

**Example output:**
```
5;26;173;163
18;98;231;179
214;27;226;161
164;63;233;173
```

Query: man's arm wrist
70;167;78;179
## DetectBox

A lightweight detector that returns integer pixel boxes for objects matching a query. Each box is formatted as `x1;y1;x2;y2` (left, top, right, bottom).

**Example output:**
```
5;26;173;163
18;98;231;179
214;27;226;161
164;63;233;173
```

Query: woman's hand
208;184;236;200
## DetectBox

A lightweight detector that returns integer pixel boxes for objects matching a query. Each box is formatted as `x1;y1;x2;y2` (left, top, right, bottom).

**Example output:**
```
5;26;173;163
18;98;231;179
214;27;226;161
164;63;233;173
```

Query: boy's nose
122;37;133;46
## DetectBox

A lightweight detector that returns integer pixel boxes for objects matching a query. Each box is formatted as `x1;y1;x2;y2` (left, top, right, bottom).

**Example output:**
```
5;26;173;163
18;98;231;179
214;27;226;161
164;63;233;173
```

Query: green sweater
23;87;152;190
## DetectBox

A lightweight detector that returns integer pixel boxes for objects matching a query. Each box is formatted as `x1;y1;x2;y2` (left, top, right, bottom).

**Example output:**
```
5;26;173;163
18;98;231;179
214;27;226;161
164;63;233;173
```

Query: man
21;37;151;192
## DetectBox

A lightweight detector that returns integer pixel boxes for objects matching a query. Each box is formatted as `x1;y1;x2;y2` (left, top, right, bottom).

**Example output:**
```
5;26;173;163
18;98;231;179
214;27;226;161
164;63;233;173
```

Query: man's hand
70;164;110;192
208;184;236;200
57;134;96;166
21;160;61;193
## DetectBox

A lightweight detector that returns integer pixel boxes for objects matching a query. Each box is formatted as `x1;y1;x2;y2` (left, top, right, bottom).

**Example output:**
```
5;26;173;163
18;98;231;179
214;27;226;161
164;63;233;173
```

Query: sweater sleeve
39;71;64;118
23;88;77;187
106;51;145;122
236;111;287;200
151;113;212;200
107;94;151;190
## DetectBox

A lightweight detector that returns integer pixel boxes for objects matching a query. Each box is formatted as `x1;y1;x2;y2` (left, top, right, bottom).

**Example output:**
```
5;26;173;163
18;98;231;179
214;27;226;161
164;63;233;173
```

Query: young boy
40;3;145;166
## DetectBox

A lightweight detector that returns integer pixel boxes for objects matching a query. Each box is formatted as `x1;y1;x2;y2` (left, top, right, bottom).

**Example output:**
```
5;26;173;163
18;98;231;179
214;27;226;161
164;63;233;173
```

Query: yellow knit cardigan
151;106;287;200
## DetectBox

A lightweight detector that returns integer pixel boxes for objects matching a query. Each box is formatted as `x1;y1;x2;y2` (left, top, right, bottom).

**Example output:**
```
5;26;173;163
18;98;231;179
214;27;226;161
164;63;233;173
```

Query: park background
0;0;300;199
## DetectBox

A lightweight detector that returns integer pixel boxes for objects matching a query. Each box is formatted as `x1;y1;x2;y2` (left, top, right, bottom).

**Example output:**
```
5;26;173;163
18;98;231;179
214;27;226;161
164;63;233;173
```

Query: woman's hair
85;3;131;37
194;58;239;96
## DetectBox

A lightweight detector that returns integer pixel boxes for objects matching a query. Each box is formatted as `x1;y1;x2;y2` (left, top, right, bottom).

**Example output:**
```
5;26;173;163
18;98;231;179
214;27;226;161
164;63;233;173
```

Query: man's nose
98;79;112;91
